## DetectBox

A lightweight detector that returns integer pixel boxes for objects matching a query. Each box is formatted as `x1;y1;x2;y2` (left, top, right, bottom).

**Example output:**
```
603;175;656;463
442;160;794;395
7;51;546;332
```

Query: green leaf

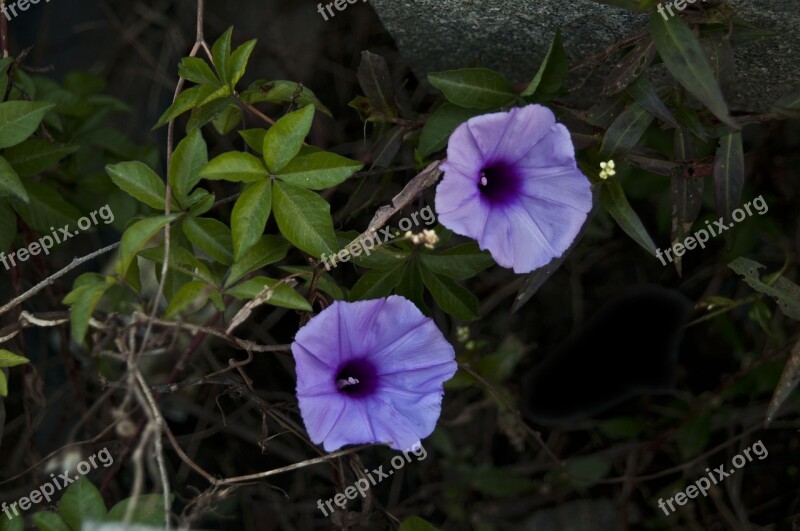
64;281;112;343
418;103;479;158
226;235;289;287
0;101;55;148
211;27;234;85
178;57;221;86
106;494;166;526
272;180;337;258
106;161;168;210
153;85;207;128
225;276;312;311
169;129;208;207
165;280;214;318
349;262;405;301
31;512;70;531
600;180;657;256
276;150;362;190
12;181;81;233
231;179;272;260
138;244;214;284
522;29;568;98
564;455;612;489
4;138;79;178
0;200;17;253
420;267;479;321
116;215;178;276
602;37;656;96
649;13;738;128
199;152;268;183
242;80;331;116
398;516;440;531
0;370;6;397
428;68;516;109
471;465;535;497
263;105;315;172
419;243;493;279
183;216;234;265
211;102;242;135
396;259;426;312
58;478;107;530
356;51;397;117
0;350;29;368
0;155;28;203
239;128;266;153
712;130;744;221
728;257;800;320
627;74;677;126
228;39;257;87
676;410;712;460
600;101;654;156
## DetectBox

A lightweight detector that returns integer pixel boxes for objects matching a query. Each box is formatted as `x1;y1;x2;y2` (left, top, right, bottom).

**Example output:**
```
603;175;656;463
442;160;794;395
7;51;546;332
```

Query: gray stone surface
368;0;800;112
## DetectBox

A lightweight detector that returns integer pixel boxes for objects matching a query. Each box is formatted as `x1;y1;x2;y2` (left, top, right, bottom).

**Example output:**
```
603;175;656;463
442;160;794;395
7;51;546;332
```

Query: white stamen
337;377;360;389
480;175;488;186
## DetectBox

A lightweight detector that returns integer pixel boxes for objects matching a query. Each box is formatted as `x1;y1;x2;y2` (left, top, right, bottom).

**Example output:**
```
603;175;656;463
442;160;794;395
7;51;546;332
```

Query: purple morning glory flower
292;296;457;452
435;104;592;273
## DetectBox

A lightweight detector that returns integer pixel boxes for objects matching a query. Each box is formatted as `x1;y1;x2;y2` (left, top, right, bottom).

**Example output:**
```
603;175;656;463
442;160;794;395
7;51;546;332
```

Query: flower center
334;358;378;397
478;163;521;204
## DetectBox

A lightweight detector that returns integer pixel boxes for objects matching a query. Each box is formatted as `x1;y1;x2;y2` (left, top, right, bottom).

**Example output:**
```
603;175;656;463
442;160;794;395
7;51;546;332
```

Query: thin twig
0;243;120;316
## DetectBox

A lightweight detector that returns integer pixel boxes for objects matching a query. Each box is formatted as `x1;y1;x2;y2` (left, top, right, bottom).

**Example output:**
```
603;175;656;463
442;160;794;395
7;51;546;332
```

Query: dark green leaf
226;276;312;311
398;516;440;531
262;105;315;172
600;180;657;255
522;29;568;98
153;85;207;129
169;130;208;207
211;27;234;85
30;512;70;531
712;130;744;221
106;161;168;210
242;80;331;116
419;243;493;279
239;128;266;153
420;267;479;321
0;350;29;368
728;257;800;320
564;455;612;489
199;152;268;182
12;181;81;233
649;13;737;128
226;235;290;287
116;215;178;276
228;39;257;87
418;103;479;158
272;180;337;258
59;478;107;529
178;57;221;86
676;410;711;460
357;51;397;117
428;68;516;110
4;139;79;178
165;280;214;318
183;216;234;265
231;179;272;260
64;279;112;343
350;262;405;300
0;200;17;253
211;103;242;135
0;101;55;148
627;74;677;126
276;150;362;190
600;101;654;156
0;155;28;203
106;494;166;526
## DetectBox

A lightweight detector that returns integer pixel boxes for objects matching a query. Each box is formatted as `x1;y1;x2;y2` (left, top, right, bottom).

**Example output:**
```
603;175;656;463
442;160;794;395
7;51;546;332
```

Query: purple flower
435;104;592;273
292;296;457;451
